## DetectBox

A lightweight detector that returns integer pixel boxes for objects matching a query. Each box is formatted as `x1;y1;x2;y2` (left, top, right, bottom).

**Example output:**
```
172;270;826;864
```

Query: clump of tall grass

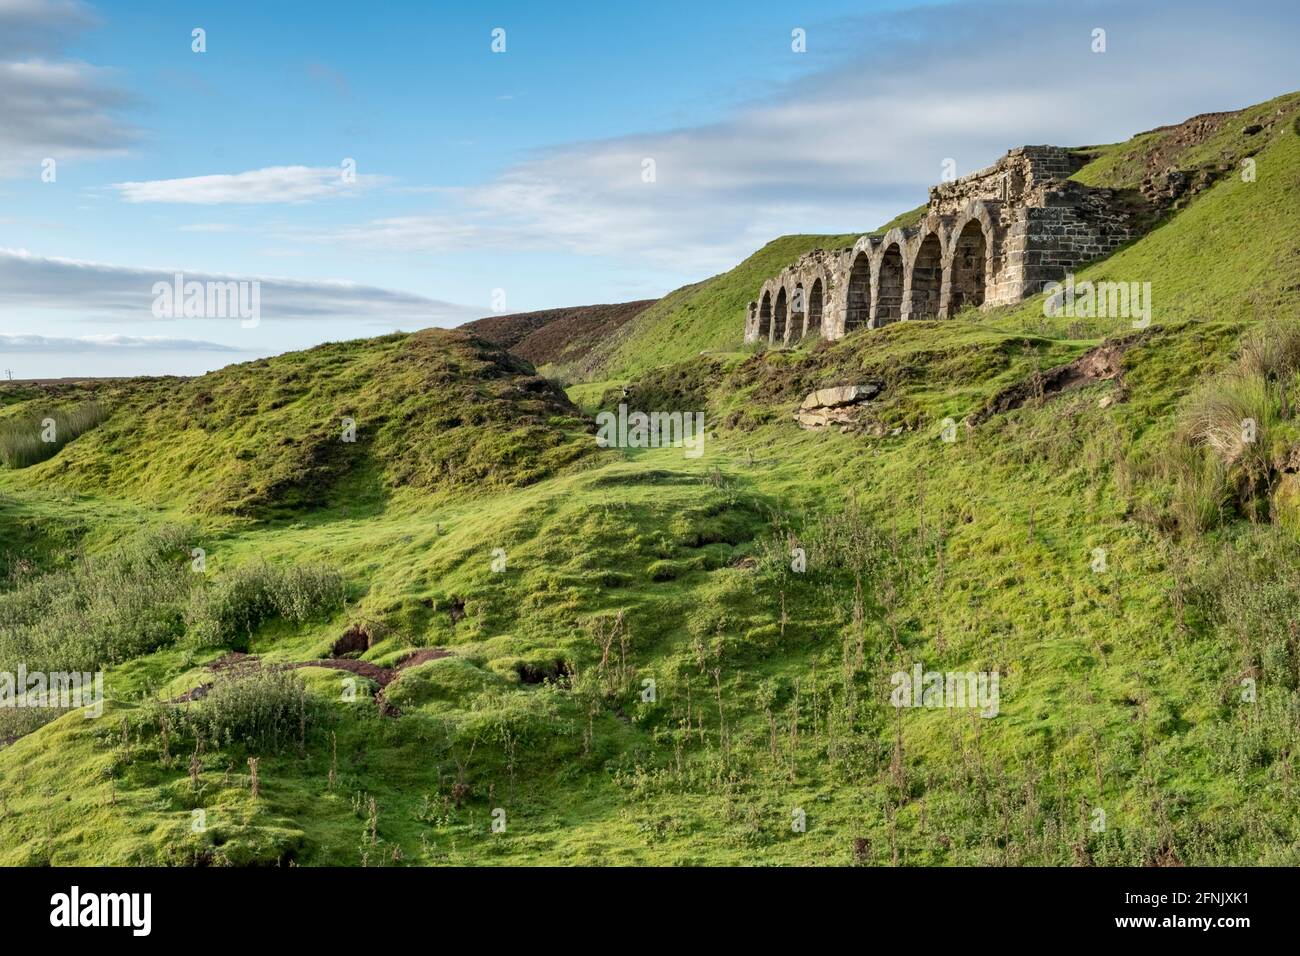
0;402;108;469
0;525;194;675
1237;319;1300;384
1167;320;1300;533
184;669;313;754
1179;370;1278;486
1166;443;1231;535
186;563;346;649
0;703;67;746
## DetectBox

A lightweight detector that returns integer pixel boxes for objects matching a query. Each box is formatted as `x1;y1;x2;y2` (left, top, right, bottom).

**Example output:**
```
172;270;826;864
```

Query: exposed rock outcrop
794;383;881;430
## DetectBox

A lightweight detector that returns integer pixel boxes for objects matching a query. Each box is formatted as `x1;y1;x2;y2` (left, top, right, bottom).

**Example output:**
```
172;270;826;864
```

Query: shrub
185;566;272;648
274;565;348;624
0;402;108;469
186;563;345;649
0;525;193;674
0;703;66;744
186;669;313;753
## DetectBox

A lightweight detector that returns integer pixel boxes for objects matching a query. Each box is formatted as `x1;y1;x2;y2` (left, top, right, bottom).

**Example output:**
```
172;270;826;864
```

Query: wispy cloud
0;333;242;352
306;0;1298;274
111;165;387;204
0;247;481;325
0;0;137;178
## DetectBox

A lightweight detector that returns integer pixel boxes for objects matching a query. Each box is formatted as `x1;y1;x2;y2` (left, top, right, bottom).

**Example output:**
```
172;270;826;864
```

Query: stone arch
845;251;872;331
948;217;989;315
758;289;773;342
906;231;944;321
808;276;825;337
773;286;789;344
789;282;806;342
874;243;905;326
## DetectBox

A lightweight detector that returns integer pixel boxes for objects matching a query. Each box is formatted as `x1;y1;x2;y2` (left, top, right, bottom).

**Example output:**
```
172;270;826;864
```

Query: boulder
798;383;881;411
795;382;881;430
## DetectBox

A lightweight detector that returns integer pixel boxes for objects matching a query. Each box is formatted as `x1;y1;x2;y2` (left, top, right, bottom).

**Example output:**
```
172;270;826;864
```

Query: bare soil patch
968;342;1131;426
170;639;452;711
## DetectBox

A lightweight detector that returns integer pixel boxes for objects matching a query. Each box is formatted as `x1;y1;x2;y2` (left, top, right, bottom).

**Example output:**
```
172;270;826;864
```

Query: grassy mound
0;329;595;519
460;300;656;372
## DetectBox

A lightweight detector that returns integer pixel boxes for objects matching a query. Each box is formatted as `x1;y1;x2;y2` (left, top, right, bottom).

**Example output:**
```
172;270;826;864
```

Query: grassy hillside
0;96;1298;866
583;234;860;380
1005;108;1300;334
453;94;1300;393
588;209;926;381
459;300;656;373
0;329;594;519
1072;93;1300;193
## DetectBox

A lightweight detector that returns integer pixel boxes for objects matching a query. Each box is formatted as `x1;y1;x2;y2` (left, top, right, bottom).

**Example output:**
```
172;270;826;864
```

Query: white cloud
307;0;1298;275
112;165;388;204
0;333;242;352
0;0;137;178
0;247;482;325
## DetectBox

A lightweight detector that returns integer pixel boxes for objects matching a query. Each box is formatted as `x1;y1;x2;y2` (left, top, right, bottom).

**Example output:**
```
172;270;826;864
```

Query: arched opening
908;233;943;320
875;244;904;325
758;290;772;342
950;220;987;314
789;283;806;342
774;287;788;344
846;252;871;331
809;278;824;336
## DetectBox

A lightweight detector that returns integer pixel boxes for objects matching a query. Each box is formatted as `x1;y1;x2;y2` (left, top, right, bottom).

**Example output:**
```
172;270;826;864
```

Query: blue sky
1;0;1297;377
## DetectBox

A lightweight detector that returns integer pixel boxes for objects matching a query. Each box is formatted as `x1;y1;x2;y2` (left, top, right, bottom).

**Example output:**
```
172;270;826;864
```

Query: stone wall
744;144;1138;345
929;146;1085;216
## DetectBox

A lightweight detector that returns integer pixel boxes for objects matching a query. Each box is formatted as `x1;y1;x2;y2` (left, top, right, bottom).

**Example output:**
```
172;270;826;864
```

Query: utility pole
3;369;12;381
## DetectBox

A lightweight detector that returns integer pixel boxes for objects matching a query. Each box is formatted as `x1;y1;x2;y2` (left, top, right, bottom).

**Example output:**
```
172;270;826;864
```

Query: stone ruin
744;146;1138;345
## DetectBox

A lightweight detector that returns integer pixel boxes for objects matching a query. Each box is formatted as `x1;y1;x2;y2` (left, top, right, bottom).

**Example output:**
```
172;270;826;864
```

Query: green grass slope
1072;92;1300;193
582;234;860;380
0;96;1298;867
0;329;594;520
1001;112;1300;334
590;208;927;381
460;300;657;372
